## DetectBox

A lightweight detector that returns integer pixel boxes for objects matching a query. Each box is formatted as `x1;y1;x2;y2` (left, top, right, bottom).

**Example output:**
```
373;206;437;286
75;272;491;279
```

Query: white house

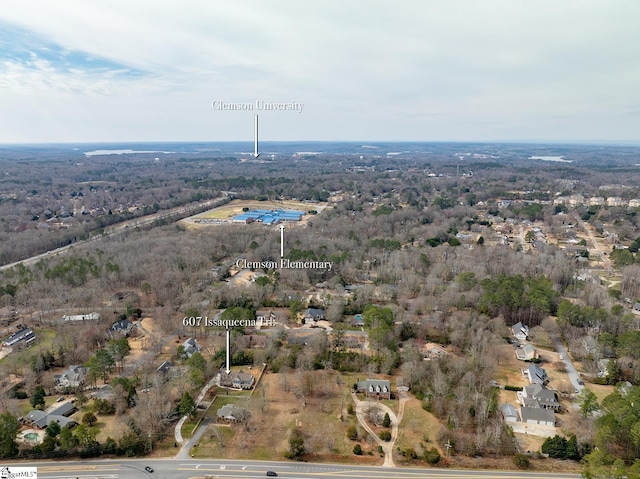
54;365;89;389
515;343;538;361
62;312;100;322
511;322;529;341
231;370;255;390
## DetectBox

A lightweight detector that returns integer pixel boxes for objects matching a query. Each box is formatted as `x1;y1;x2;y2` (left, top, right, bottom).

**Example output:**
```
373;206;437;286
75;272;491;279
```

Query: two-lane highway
2;458;582;479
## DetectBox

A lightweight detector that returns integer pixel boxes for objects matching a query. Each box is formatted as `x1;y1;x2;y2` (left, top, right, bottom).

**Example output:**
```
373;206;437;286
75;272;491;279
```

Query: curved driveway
351;391;408;467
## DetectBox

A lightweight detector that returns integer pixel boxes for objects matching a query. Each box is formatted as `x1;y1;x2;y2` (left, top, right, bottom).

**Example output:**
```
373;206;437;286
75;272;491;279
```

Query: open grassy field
394;397;444;465
192;370;371;462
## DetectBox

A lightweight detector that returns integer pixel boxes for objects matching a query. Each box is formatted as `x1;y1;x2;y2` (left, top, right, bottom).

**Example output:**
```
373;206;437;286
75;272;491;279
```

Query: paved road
0;195;229;272
1;458;582;479
552;336;584;395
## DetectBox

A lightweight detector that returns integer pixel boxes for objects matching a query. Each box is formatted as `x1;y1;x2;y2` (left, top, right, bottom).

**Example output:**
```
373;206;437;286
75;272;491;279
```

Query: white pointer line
253;114;260;158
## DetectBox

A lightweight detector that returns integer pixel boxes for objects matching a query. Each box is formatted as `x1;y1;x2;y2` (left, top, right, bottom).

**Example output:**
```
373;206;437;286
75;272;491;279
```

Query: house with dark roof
26;401;77;429
520;384;560;410
357;379;391;400
519;407;556;426
523;364;548;385
109;319;134;337
157;360;183;380
304;308;325;324
157;360;174;374
2;327;35;348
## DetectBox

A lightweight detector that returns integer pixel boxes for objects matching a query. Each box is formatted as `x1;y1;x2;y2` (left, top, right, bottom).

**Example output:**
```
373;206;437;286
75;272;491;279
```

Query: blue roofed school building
232;209;305;225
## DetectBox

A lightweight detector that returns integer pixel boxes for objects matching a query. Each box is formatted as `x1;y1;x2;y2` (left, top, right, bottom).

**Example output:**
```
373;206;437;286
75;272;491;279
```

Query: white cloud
0;0;639;142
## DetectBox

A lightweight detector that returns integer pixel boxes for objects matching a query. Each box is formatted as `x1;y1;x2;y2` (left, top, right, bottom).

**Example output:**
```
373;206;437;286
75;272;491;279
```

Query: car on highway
559;354;564;360
266;472;278;477
144;466;154;473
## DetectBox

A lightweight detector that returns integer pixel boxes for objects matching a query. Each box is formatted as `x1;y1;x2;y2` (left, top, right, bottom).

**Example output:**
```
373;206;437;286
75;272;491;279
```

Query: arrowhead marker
253;114;260;158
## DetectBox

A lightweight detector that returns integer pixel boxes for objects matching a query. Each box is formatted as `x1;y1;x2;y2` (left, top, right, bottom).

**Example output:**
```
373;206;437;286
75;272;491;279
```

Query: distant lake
529;155;573;163
84;149;174;156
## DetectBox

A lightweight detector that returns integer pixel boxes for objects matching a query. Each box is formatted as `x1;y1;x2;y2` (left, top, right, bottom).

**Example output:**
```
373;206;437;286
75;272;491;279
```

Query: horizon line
1;139;640;147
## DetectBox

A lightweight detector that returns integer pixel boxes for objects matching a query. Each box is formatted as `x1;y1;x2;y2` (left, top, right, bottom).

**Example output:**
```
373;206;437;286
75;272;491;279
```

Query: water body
84;149;175;156
529;155;573;163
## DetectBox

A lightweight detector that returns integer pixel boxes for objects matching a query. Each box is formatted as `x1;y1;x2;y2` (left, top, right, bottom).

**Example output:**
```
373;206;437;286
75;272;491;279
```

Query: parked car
577;379;584;386
144;466;154;473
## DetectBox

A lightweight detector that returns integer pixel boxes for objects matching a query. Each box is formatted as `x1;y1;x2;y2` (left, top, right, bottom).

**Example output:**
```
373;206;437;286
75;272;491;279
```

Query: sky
0;1;639;144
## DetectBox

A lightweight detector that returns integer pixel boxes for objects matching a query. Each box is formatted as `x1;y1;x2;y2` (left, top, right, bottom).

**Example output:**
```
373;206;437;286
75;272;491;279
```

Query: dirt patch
516;432;547;454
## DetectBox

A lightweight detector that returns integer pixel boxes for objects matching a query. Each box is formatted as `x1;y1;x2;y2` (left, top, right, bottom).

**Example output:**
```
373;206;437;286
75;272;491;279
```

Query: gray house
524;364;548;384
522;384;560;410
501;403;518;423
217;404;249;423
232;370;255;390
304;308;325;324
519;407;556;426
357;379;391;400
25;401;77;429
